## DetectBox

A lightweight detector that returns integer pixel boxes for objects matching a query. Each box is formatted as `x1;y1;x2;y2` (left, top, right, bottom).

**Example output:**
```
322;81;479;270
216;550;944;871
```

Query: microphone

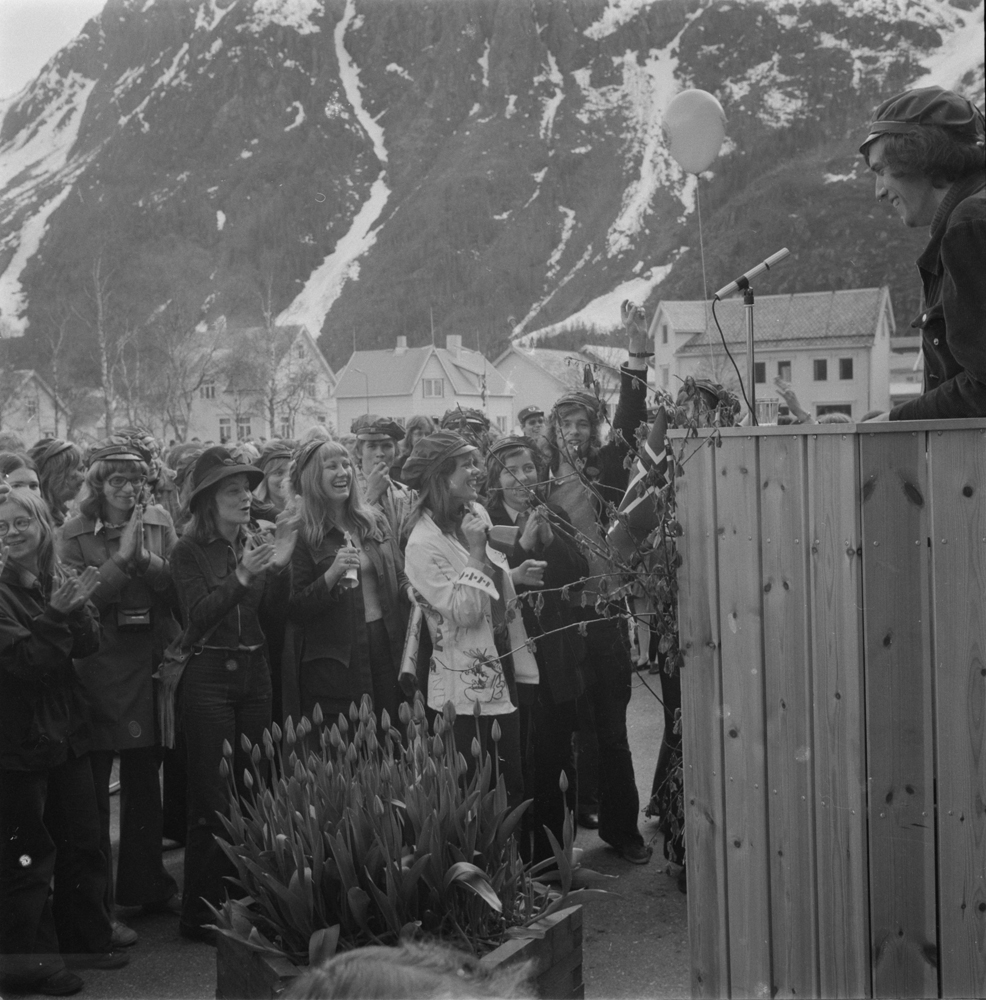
713;248;790;300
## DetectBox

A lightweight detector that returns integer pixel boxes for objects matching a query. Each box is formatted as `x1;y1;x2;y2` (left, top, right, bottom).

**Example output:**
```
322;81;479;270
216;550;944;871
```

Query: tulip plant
208;696;612;967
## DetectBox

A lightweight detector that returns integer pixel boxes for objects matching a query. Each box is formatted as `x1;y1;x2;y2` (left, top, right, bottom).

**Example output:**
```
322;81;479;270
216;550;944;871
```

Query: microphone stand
743;284;756;423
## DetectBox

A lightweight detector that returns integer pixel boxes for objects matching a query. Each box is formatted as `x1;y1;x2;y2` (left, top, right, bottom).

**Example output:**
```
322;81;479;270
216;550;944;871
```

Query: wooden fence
671;420;986;999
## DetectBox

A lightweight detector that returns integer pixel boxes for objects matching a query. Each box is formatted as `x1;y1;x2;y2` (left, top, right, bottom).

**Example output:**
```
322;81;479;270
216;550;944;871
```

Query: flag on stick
607;407;672;562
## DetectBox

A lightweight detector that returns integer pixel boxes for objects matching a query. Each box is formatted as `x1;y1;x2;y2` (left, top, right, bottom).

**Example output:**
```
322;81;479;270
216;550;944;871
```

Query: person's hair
282;941;533;1000
546;402;603;474
294;440;380;549
817;412;853;424
28;439;83;522
77;457;150;521
400;415;436;458
181;478;226;544
0;451;37;479
870;125;986;185
408;454;464;535
484;443;545;517
1;487;63;584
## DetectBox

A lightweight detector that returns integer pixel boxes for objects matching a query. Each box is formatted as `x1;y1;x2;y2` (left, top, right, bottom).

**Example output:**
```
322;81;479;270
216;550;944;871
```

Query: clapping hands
50;566;100;615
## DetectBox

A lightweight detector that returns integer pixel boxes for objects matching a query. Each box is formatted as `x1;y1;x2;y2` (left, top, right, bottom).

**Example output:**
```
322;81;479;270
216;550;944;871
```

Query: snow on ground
122;44;190;131
0;186;73;333
285;101;306;130
479;40;491;88
505;95;518;119
0;72;95;195
583;0;651;40
824;171;857;184
537;52;565;141
216;210;226;230
243;0;322;35
514;263;676;344
916;0;984;90
545;207;577;280
386;63;412;81
194;0;233;32
276;0;391;333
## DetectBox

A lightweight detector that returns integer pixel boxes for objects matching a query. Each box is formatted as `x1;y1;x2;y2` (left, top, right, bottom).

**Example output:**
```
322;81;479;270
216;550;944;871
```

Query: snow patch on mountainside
546;207;577;279
917;0;984;89
244;0;322;35
515;263;675;344
0;186;73;333
537;52;565;141
584;0;651;40
276;0;391;333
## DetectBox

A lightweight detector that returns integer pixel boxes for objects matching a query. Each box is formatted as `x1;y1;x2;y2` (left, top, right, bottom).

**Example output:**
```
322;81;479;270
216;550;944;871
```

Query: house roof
209;324;335;391
9;369;68;410
660;288;891;354
336;345;511;399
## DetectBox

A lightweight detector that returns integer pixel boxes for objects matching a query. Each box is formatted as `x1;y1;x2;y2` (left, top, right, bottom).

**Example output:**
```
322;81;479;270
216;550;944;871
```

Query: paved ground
34;673;689;1000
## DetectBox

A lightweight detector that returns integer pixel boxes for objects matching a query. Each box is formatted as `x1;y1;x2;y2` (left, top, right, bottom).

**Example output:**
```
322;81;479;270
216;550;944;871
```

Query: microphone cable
711;297;756;425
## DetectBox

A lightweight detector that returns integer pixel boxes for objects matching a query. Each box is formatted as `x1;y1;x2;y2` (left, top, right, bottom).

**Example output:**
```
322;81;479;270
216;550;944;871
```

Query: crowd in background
0;319;686;998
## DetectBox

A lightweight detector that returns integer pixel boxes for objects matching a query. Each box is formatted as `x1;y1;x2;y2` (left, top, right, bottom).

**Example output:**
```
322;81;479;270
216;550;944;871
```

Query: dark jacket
283;522;409;718
61;505;181;750
487;500;589;704
549;364;649;523
0;564;100;771
171;532;290;650
891;174;986;419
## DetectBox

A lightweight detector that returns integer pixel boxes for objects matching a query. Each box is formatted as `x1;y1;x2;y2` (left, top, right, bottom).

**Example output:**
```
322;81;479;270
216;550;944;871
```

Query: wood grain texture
677;437;730;998
807;431;871;998
760;434;818;998
927;428;986;997
859;429;937;998
716;435;772;997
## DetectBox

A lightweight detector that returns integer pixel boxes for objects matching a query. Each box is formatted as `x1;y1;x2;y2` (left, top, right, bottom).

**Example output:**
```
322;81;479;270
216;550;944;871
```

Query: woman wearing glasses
60;443;182;945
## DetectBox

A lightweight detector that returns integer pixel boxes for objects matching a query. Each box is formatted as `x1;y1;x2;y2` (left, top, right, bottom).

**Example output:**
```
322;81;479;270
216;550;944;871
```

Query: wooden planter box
215;904;583;999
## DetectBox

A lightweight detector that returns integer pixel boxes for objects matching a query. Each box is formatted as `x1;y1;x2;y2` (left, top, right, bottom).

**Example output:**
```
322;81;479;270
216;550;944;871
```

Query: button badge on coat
225;657;239;672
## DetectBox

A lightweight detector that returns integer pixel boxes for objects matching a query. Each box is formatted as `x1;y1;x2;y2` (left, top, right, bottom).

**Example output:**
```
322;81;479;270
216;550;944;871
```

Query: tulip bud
271;722;282;742
472;699;481;718
240;732;252;754
243;769;254;789
312;702;324;726
398;702;411;726
219;757;230;778
359;698;370;724
444;701;457;725
431;735;444;757
433;712;445;736
559;770;570;793
349;702;359;723
413;696;426;722
329;724;342;748
380;708;391;732
338;714;348;735
373;795;384;817
222;739;233;758
346;743;357;764
471;737;481;758
457;753;468;772
490;719;501;743
251;744;261;766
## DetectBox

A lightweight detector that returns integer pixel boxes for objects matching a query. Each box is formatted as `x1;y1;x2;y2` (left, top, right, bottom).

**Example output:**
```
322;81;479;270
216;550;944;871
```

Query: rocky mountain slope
0;0;982;380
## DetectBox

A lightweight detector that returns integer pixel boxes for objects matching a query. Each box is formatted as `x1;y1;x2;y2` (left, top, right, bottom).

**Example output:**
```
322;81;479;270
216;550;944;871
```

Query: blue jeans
180;648;271;930
0;754;112;986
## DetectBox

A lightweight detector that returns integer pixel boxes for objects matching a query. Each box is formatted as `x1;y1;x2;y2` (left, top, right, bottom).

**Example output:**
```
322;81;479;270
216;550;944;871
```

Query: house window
295;343;305;360
839;358;854;380
777;360;791;381
661;324;668;345
236;418;252;440
754;362;766;384
219;417;232;443
200;379;216;400
813;359;828;381
314;412;327;425
25;399;39;419
279;417;292;438
660;365;669;388
495;416;507;432
422;379;444;398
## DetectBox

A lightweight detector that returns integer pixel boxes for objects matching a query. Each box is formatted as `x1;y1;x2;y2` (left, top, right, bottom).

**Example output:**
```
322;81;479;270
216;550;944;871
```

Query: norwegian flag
607;407;673;562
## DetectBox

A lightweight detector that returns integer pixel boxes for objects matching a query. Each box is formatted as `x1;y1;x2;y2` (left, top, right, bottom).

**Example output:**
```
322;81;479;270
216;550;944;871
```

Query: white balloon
663;89;727;174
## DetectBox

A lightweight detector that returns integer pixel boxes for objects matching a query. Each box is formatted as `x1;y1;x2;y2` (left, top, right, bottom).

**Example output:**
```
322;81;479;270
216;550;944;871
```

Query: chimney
395;335;407;355
445;334;462;356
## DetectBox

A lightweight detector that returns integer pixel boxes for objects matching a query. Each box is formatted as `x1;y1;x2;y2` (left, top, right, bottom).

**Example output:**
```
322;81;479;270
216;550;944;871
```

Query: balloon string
696;179;714;370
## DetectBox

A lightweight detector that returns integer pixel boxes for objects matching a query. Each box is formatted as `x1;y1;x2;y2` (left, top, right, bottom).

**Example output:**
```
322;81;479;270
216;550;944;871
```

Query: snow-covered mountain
0;0;982;375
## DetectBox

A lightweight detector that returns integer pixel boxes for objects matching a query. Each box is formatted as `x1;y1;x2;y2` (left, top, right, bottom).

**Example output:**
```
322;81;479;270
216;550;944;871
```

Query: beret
860;86;986;156
351;413;405;441
88;441;151;466
517;405;545;423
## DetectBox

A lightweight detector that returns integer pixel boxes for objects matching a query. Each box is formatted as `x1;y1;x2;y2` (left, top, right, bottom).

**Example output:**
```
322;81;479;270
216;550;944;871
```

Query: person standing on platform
860;86;985;419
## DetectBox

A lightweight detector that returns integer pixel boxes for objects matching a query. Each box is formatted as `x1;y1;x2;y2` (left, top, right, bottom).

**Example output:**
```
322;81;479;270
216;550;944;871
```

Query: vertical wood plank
927;427;986;996
677;436;730;998
760;434;818;998
807;431;871;998
717;435;772;996
859;429;937;998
